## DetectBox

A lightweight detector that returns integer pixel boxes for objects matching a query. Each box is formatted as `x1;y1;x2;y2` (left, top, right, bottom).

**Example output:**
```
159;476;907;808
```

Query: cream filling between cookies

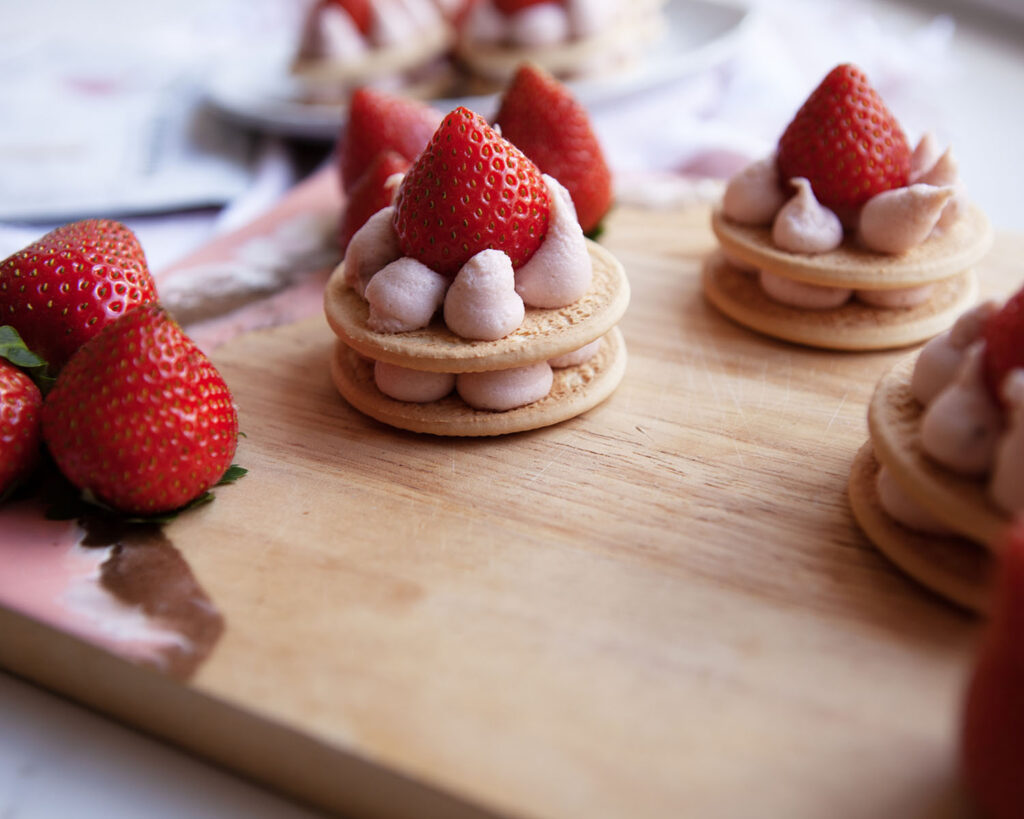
875;465;956;536
464;0;633;48
371;339;601;410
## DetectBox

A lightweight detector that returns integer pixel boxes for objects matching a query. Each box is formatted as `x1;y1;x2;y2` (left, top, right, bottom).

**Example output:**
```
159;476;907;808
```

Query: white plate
204;0;750;141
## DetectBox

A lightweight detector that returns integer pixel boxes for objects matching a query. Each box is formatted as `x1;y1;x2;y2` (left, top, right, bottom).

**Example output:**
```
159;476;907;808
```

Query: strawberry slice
777;63;911;215
494;63;613;235
338;88;443;193
42;304;238;516
0;357;42;498
339;150;410;254
393;106;550;277
0;219;158;371
982;284;1024;404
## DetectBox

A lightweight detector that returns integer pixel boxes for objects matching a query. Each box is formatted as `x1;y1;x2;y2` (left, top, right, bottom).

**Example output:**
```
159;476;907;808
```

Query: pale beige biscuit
848;442;992;614
701;252;977;351
710;205;992;289
330;328;627;436
867;355;1009;547
324;240;630;373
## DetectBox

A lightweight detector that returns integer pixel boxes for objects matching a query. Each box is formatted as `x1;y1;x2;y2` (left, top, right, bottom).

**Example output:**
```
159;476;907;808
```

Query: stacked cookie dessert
703;63;992;351
324;103;629;436
848;289;1024;613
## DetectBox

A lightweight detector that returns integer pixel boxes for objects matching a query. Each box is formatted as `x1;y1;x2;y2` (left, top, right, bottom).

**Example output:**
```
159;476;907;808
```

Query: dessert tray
2;172;1015;818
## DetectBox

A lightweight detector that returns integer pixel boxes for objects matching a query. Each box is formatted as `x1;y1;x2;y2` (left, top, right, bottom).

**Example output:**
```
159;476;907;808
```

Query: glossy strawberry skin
339;150;410;254
494;63;612;234
0;359;42;496
982;285;1024;405
42;304;238;516
338;88;443;193
493;0;554;14
777;64;911;214
393;106;550;277
0;219;158;371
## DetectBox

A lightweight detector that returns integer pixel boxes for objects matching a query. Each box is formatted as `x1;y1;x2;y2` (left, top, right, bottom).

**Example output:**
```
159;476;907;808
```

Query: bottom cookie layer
848;442;992;614
701;253;978;351
330;327;627;436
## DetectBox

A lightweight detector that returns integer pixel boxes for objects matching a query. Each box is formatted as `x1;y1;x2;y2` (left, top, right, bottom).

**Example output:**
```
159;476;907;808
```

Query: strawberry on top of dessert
721;63;969;256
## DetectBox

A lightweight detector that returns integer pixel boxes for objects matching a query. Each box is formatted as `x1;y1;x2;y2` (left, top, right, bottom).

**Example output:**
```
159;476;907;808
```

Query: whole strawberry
0;219;157;371
982;284;1024;405
777;64;911;216
339;150;410;254
338;88;443;193
494;63;613;234
0;358;42;497
42;304;238;516
393;106;550;277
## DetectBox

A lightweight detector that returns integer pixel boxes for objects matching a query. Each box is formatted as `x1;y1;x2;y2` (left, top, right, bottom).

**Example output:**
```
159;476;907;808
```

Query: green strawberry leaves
0;325;54;394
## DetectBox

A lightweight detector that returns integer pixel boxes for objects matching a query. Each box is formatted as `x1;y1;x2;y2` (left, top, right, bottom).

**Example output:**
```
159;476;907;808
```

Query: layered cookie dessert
703;63;992;351
291;0;463;104
848;287;1024;612
454;0;667;90
324;105;629;436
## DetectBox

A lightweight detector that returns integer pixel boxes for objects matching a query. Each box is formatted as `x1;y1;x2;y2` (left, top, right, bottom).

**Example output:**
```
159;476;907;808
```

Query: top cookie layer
711;204;992;289
324;239;630;373
867;354;1008;549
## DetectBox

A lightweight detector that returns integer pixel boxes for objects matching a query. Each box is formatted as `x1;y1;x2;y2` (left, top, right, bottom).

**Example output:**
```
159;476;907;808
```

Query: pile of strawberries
0;219;240;516
336;62;613;261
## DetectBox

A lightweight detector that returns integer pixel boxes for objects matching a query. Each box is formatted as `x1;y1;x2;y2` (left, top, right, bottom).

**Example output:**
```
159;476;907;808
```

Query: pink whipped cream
374;360;455;402
548;338;600;368
758;270;851;310
348;174;591;338
771;178;843;254
856;284;936;309
299;0;447;62
721;133;967;257
456;362;553;411
876;465;955;535
463;0;625;47
879;299;1024;528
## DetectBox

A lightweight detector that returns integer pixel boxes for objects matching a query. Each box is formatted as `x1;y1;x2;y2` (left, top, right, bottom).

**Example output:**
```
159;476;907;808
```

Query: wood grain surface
7;203;1024;819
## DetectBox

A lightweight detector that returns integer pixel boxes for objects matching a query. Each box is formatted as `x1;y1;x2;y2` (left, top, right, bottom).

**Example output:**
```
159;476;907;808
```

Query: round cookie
848;442;992;614
701;252;978;351
867;355;1009;547
710;205;993;289
330;328;628;436
324;239;630;372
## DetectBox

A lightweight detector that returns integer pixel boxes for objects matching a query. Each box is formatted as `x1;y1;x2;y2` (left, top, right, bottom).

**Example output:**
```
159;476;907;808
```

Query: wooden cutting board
6;202;1022;819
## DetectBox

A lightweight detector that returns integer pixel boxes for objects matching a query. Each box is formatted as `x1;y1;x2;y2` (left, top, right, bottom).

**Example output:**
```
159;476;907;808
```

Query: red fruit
494;62;613;234
0;219;158;371
325;0;372;35
961;518;1024;819
982;285;1024;405
777;63;911;215
0;359;41;496
338;88;443;193
42;304;238;516
339;150;410;254
493;0;556;14
393;106;550;276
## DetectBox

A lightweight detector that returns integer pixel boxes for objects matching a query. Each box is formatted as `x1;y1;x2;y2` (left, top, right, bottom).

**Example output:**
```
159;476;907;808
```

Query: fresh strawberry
0;219;158;371
493;0;556;14
393;106;550;276
42;304;238;516
982;285;1024;405
962;519;1024;819
777;63;911;216
0;359;42;497
494;62;613;234
339;150;410;254
326;0;373;35
338;88;443;193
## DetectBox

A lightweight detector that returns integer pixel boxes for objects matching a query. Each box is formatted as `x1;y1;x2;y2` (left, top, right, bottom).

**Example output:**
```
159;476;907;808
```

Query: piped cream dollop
515;174;592;309
758;270;851;309
911;301;998;405
909;132;942;184
721;155;787;227
297;5;369;64
858;184;954;254
365;257;448;333
771;177;843;254
345;206;403;298
456;362;553;411
876;465;955;535
920;343;1004;477
444;249;525;340
549;338;601;368
856;285;935;309
509;3;569;46
374;360;455;403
